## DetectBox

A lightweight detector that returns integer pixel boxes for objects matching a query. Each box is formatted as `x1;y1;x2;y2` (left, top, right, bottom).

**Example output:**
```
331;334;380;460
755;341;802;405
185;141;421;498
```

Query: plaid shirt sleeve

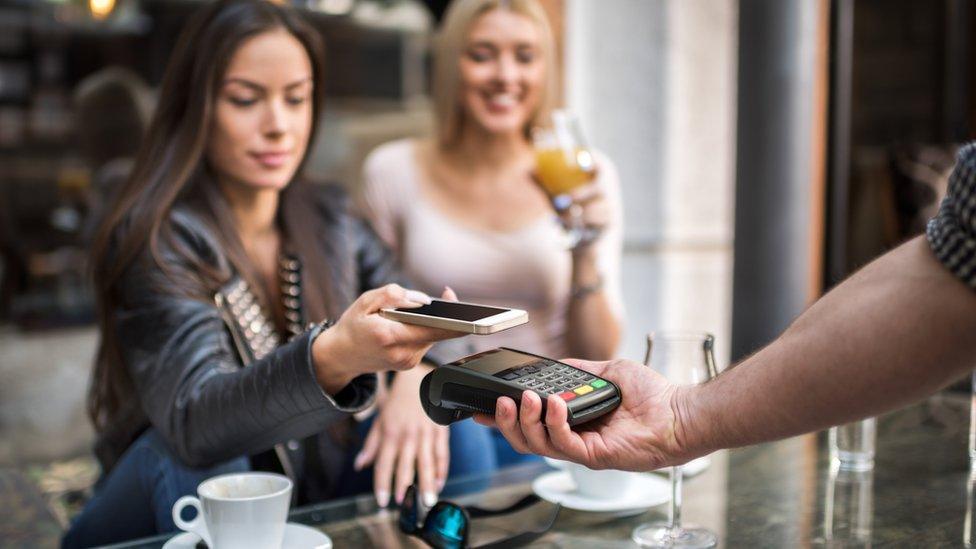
926;142;976;289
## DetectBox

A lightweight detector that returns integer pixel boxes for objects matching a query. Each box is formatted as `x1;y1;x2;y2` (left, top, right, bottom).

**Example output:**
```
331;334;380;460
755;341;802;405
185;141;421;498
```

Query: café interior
1;0;976;547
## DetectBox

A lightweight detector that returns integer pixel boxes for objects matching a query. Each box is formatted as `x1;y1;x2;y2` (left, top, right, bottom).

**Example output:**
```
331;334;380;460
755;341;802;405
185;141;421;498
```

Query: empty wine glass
632;332;720;548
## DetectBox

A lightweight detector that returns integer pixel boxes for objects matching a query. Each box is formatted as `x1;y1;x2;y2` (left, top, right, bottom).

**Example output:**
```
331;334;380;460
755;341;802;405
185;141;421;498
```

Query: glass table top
104;394;976;548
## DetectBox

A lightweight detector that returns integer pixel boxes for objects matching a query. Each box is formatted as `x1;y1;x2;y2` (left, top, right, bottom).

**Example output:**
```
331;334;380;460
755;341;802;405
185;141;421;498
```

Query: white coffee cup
545;458;639;500
172;472;292;549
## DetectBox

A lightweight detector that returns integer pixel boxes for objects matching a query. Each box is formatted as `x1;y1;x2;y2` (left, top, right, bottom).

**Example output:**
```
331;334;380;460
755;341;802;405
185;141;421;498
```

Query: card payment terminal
420;347;621;427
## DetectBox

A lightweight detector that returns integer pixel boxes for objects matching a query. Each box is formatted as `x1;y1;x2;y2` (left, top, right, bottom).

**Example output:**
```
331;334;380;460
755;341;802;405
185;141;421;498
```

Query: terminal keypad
494;360;611;402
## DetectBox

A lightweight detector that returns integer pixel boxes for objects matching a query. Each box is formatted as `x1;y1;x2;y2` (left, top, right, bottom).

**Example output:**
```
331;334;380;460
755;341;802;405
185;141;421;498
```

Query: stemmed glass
632;332;720;548
531;110;598;247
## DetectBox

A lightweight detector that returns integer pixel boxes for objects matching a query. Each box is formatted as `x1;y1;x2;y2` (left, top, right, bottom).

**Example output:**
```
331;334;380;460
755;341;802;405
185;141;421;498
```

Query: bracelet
308;318;335;337
570;275;604;301
569;226;605;251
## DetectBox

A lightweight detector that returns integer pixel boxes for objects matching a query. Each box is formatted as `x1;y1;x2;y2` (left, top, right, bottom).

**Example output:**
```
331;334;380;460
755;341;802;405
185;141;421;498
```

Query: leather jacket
95;183;461;501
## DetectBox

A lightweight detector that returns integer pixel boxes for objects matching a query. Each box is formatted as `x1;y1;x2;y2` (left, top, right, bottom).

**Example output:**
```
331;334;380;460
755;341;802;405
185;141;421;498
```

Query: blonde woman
357;0;624;470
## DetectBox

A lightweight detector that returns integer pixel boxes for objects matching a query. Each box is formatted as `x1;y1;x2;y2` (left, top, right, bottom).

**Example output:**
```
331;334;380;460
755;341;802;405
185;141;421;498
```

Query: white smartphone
380;299;528;335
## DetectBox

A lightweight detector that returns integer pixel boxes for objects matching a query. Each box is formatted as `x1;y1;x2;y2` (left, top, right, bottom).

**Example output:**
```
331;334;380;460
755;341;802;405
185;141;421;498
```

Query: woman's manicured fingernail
553;194;572;211
405;290;432;304
376;490;390;507
353;453;365;471
423;492;438;507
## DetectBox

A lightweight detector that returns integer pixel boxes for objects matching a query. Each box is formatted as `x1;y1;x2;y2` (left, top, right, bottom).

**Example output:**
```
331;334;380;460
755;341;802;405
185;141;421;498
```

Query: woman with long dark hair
63;1;490;546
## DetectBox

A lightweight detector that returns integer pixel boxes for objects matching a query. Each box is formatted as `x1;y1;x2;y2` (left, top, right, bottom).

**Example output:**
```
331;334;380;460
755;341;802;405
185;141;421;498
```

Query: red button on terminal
559;391;577;401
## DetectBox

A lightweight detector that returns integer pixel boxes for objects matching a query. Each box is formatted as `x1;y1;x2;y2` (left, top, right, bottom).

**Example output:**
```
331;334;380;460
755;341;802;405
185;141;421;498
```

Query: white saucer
162;522;332;549
532;471;669;514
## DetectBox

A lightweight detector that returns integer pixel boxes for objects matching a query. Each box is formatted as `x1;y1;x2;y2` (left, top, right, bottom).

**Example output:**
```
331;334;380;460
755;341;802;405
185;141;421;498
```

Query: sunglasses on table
397;484;560;549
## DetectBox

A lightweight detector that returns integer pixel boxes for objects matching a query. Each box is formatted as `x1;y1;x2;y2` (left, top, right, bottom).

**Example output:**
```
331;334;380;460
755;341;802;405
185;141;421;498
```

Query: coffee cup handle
173;495;212;547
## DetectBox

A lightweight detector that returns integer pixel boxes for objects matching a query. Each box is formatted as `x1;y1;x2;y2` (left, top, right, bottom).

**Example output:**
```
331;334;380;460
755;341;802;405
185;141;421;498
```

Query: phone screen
396;300;509;322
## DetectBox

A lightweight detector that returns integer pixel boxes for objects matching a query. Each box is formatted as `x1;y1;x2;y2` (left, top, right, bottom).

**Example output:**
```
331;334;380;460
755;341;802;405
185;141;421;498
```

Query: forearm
679;236;976;456
566;248;621;359
390;361;435;391
160;327;376;466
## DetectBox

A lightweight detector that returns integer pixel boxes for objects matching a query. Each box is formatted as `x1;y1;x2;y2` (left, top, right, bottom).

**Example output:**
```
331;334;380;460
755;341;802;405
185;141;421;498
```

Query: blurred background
0;0;973;543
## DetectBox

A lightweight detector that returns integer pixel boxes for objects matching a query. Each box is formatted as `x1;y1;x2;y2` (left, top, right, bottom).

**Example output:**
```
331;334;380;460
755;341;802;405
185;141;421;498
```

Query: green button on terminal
590;379;607;389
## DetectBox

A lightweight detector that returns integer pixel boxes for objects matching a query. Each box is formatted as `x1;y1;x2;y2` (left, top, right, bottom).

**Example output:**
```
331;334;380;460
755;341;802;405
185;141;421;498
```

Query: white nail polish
405;290;432;304
376;490;390;507
423;491;438;508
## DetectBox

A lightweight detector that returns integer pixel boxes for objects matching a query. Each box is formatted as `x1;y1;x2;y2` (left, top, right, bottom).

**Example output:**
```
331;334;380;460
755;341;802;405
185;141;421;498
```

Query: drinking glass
632;332;720;548
968;373;976;547
822;460;874;547
532;110;598;247
829;419;876;472
969;371;976;463
965;468;976;547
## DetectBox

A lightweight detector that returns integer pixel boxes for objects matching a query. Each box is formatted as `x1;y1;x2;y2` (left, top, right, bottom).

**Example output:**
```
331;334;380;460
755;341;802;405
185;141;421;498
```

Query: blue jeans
491;428;543;468
63;420;497;548
62;429;249;549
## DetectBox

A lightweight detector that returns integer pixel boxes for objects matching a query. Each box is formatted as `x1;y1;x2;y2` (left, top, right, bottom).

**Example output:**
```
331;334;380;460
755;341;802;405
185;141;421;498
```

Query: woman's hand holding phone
311;284;461;395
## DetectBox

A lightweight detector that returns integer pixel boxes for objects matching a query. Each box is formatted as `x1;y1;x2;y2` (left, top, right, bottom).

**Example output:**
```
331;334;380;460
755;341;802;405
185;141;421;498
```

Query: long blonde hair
432;0;557;148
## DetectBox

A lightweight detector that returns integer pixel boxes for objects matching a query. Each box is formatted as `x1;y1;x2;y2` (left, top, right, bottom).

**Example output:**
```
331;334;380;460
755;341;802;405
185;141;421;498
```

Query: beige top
359;139;624;359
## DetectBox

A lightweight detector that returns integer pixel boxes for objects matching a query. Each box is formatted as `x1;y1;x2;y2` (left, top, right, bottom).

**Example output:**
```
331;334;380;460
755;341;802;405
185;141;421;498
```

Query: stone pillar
565;0;738;366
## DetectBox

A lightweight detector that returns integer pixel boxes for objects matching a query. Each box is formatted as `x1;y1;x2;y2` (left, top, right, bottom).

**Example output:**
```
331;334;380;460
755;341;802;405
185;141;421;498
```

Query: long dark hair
88;0;338;433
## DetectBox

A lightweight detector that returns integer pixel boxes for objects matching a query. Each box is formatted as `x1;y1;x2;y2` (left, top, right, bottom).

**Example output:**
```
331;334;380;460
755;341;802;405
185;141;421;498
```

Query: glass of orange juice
533;110;597;246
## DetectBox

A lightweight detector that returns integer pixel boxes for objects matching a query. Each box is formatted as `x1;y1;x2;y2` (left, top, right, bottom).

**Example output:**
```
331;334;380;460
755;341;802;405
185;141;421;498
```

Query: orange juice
534;147;596;196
